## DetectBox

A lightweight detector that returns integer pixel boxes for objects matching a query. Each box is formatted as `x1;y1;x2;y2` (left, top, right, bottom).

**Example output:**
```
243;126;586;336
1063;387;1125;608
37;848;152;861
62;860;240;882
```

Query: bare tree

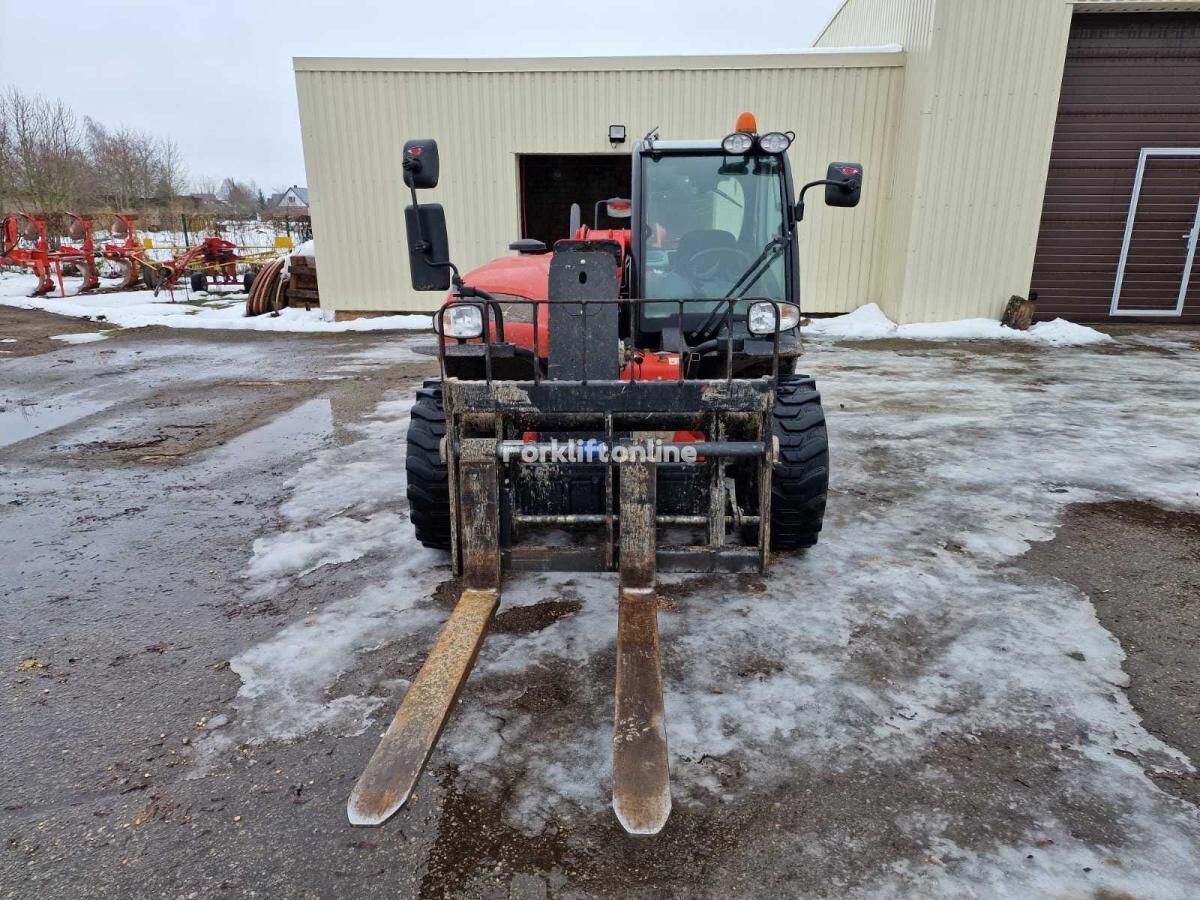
219;177;258;218
0;86;88;212
86;118;185;211
0;85;267;224
156;136;187;199
191;176;219;196
0;101;11;205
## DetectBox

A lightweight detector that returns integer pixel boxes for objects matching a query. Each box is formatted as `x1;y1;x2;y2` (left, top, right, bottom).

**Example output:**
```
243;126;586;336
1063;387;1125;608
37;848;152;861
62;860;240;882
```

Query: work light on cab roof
722;111;794;155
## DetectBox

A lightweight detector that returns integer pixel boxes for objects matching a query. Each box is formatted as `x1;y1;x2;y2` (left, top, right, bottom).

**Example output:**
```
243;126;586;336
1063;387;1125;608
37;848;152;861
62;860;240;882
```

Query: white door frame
1110;147;1200;318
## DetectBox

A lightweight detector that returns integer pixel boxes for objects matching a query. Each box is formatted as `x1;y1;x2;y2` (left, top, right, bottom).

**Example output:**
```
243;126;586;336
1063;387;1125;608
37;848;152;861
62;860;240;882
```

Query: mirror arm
796;178;843;222
405;171;462;290
405;178;430;251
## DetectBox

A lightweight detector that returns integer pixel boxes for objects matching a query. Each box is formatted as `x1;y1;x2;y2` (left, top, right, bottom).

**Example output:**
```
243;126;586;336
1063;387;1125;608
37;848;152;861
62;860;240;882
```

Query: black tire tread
767;374;829;550
406;380;453;550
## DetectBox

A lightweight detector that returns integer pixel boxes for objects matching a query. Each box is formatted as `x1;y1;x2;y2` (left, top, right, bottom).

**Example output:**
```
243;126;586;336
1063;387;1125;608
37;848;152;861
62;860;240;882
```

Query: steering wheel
685;245;753;284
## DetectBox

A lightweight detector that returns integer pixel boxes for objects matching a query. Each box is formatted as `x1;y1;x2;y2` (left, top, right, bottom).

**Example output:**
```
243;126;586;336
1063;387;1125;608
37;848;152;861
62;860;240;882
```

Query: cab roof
635;139;724;153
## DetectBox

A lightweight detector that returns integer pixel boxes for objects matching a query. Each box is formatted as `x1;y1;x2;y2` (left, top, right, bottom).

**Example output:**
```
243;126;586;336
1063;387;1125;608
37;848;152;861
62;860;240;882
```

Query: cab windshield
640;152;787;316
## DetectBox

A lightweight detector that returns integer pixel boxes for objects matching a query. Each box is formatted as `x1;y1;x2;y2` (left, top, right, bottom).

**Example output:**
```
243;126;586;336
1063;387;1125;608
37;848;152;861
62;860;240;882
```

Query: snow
803;302;896;339
0;271;431;333
280;238;315;274
804;302;1113;346
1028;316;1114;346
204;329;1200;896
51;332;109;344
197;398;450;748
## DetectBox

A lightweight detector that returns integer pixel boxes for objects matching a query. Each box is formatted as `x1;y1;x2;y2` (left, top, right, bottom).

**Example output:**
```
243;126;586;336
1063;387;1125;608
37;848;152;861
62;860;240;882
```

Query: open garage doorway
519;155;631;247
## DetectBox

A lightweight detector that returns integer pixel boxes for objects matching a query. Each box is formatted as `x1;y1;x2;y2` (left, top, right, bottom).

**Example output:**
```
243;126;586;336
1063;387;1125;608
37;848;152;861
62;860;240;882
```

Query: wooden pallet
287;255;319;310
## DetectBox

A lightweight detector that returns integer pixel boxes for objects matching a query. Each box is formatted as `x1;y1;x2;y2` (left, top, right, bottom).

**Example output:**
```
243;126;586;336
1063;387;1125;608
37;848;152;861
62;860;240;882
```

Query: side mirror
825;162;863;208
402;139;440;190
404;203;452;291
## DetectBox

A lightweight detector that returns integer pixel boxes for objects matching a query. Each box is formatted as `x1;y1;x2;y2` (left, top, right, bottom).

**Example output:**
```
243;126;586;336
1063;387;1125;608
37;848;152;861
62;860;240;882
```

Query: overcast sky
0;0;844;193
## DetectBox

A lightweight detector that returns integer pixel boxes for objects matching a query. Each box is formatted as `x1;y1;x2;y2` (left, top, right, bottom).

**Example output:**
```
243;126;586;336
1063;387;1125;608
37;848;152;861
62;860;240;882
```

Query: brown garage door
1030;12;1200;323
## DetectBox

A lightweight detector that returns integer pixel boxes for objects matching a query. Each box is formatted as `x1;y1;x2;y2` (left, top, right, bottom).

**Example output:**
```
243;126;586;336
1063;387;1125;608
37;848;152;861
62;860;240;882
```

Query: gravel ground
1;307;1198;899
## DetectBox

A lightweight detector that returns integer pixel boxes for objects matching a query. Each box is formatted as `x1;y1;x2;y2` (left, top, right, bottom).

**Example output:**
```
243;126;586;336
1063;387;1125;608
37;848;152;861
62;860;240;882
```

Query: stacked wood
1001;294;1036;331
287;255;319;310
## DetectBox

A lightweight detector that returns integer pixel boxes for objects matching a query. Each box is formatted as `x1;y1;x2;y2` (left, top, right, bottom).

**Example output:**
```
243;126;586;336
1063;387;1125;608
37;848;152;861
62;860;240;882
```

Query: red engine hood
457;254;551;301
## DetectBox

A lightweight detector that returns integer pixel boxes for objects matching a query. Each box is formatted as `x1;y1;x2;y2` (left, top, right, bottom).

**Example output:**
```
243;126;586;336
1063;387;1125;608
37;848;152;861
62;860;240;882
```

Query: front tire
743;374;829;550
406;381;452;550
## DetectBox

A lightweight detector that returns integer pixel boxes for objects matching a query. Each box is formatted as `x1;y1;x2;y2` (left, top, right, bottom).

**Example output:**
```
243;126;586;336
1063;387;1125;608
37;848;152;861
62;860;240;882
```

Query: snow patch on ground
202;397;450;752
804;303;1113;346
224;559;445;744
0;271;431;333
874;816;1200;900
51;332;109;344
804;302;898;339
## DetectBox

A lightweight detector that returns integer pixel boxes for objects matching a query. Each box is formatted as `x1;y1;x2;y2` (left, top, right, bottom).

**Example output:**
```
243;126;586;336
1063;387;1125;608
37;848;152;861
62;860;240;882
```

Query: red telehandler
348;114;862;835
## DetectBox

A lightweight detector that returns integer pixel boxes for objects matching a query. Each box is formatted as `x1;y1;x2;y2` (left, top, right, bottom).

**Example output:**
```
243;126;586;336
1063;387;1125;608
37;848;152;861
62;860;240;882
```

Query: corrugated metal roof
293;49;904;74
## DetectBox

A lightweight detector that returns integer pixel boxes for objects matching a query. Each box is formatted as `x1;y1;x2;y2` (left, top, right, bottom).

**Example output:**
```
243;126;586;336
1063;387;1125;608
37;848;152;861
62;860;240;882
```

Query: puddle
207;397;335;463
333;338;429;371
0;394;114;449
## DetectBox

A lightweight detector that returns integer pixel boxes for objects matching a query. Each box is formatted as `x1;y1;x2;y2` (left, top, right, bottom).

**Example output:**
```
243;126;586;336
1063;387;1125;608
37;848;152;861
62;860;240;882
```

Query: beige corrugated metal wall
817;0;937;323
817;0;1200;322
294;52;904;316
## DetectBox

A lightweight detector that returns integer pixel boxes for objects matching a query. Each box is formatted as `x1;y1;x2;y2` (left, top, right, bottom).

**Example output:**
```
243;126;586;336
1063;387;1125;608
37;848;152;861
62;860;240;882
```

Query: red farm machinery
0;212;145;296
143;236;266;297
1;213;285;300
347;114;864;835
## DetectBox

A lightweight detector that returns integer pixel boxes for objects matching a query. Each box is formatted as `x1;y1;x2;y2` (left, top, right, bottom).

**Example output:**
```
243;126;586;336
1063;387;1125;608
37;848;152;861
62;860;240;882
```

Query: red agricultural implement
0;212;146;296
97;213;146;291
145;236;248;296
1;213;53;296
144;236;267;298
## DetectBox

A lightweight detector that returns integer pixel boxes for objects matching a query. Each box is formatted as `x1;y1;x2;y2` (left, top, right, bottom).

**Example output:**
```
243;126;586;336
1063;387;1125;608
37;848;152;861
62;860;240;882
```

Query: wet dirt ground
0;307;111;358
1023;501;1200;808
2;308;1199;899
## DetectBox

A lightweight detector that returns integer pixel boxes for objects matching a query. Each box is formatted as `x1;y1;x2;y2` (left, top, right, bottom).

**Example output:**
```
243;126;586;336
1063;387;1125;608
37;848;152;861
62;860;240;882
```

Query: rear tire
190;272;208;292
744;374;829;551
407;380;452;550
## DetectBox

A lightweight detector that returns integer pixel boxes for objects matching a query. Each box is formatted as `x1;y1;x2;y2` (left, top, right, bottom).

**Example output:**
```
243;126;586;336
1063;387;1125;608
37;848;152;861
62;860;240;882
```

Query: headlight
441;304;483;339
721;132;755;155
748;301;801;335
758;132;792;154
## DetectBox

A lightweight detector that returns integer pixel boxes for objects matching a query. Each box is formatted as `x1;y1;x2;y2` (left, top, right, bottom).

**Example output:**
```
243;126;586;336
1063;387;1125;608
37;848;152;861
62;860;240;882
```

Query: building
294;0;1200;324
264;185;310;220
